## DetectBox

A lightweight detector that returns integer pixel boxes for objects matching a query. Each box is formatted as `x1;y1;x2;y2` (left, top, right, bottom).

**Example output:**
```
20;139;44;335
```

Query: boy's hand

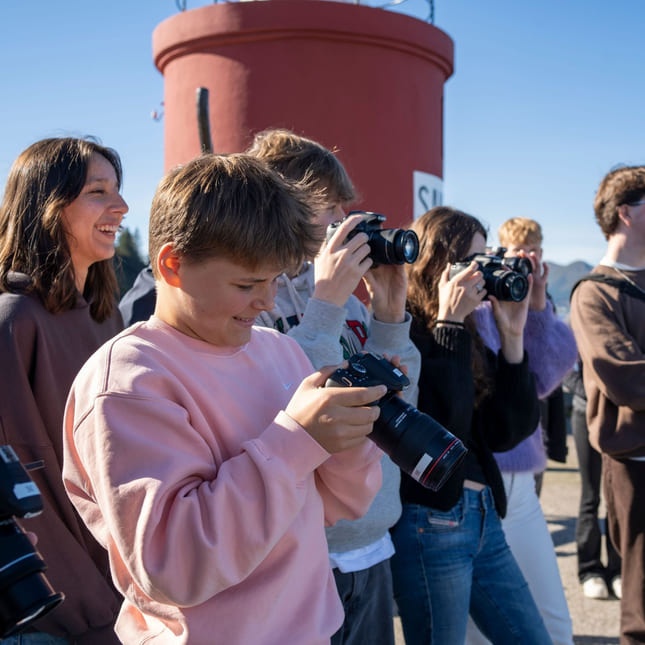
363;263;407;324
313;215;372;307
285;365;387;454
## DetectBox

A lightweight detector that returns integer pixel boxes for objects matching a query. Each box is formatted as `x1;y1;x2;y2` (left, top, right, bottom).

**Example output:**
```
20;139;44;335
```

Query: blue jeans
1;634;69;645
390;487;551;645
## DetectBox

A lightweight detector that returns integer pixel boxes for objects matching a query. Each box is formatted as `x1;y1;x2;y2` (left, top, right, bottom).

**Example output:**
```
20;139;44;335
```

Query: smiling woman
0;137;126;644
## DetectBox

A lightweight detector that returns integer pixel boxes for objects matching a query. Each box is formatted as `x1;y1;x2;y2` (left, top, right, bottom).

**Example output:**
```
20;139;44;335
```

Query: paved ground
393;433;621;644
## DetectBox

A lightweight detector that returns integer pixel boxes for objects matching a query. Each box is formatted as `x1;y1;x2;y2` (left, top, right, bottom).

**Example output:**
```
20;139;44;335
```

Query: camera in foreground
325;353;467;491
326;211;419;266
0;445;64;638
449;251;529;302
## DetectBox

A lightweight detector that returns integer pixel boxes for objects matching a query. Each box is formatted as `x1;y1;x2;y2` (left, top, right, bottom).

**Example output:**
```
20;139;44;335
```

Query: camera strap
570;273;645;304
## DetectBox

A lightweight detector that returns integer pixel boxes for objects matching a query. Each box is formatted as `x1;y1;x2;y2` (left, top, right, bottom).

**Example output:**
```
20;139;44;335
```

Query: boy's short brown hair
594;165;645;239
148;153;321;276
247;128;356;207
498;217;543;248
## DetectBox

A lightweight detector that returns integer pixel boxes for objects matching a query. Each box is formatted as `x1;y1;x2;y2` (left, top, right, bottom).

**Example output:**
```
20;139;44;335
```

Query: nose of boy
253;281;276;312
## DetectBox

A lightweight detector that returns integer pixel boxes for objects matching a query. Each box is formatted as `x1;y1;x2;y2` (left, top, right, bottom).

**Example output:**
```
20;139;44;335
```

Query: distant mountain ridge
545;260;594;318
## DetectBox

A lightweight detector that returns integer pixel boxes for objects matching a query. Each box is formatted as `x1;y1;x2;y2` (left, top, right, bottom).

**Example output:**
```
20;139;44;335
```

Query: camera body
449;252;529;302
326;211;419;266
0;445;64;637
487;246;533;277
325;353;467;491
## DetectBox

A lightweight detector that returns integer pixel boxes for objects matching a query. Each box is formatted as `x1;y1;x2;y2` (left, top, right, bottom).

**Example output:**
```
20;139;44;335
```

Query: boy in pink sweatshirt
62;154;384;644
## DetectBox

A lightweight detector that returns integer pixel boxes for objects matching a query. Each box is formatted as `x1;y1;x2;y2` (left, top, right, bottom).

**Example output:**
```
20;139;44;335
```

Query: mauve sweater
0;272;123;643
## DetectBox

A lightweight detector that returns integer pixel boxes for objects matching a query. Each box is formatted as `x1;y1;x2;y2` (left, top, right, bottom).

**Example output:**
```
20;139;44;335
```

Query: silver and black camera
325;353;467;491
449;251;529;302
0;445;64;637
326;211;419;266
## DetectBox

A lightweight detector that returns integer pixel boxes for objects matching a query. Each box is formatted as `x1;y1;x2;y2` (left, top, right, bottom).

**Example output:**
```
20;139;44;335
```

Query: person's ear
156;243;182;287
617;204;632;228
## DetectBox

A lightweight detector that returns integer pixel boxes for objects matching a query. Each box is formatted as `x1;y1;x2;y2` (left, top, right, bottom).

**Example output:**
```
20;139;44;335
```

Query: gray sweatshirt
255;262;421;553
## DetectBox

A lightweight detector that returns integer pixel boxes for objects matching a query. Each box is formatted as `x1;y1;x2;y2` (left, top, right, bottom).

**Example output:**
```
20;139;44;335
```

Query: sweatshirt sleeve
284;297;348;367
315;440;383;526
64;393;334;608
571;281;645;410
523;300;578;398
364;311;421;405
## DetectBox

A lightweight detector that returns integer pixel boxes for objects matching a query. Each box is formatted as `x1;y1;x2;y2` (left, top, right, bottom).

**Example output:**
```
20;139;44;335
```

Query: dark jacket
118;265;156;327
401;321;540;517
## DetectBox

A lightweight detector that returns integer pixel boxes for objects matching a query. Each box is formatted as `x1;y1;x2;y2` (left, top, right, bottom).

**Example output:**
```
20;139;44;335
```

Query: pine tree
114;227;146;297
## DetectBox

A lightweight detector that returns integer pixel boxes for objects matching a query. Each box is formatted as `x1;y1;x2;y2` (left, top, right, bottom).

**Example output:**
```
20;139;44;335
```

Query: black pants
331;559;395;645
603;455;645;644
571;408;621;582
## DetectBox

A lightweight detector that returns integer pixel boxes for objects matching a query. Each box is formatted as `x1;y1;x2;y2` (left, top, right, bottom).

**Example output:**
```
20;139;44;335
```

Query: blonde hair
498;217;542;248
247;128;356;208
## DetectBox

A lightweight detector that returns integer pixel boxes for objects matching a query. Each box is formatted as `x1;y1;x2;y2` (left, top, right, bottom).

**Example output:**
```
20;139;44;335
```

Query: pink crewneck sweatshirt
63;317;382;644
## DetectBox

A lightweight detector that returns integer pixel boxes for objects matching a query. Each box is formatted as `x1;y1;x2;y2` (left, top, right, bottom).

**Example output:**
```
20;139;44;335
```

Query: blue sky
1;0;643;265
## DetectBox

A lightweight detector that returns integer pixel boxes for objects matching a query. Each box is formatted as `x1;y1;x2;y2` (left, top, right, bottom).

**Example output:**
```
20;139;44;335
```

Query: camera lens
0;520;64;638
371;229;420;265
486;269;528;302
507;274;528;301
370;395;467;491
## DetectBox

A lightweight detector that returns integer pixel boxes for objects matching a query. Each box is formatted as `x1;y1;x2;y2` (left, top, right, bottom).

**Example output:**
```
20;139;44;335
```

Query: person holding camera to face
248;129;420;645
390;206;550;645
464;217;576;645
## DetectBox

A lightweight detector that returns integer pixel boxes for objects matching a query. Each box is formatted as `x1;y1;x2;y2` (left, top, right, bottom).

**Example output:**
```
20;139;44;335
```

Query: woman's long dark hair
406;206;493;404
0;137;123;322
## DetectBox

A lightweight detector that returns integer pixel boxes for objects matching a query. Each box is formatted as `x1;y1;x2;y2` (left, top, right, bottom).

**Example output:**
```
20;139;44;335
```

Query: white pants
465;471;574;645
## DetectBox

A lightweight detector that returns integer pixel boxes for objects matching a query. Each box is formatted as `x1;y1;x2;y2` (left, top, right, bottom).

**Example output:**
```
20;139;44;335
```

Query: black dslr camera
326;211;419;266
0;445;64;638
449;251;529;302
487;246;533;277
325;353;467;491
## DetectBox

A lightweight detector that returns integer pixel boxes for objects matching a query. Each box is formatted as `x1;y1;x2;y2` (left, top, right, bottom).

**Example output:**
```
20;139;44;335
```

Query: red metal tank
153;0;453;227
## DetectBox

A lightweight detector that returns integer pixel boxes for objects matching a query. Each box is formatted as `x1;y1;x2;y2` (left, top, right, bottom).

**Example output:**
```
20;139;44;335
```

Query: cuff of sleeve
368;311;413;353
431;325;471;361
255;410;331;481
496;350;532;395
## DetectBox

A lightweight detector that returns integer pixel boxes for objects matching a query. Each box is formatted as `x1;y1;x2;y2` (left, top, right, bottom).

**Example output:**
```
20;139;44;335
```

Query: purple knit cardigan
472;300;577;473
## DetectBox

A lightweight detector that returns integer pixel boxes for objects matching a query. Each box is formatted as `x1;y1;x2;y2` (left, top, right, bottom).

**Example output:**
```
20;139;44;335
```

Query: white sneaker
583;576;609;599
611;576;622;599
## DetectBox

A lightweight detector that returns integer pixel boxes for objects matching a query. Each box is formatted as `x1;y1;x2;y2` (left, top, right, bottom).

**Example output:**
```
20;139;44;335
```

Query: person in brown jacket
0;138;127;644
570;165;645;645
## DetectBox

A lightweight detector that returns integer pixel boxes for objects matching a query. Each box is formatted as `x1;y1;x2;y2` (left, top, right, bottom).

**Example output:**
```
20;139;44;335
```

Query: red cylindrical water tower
153;0;453;226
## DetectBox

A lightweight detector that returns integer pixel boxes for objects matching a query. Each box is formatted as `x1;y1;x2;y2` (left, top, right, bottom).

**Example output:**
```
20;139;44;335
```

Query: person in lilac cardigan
466;218;577;645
